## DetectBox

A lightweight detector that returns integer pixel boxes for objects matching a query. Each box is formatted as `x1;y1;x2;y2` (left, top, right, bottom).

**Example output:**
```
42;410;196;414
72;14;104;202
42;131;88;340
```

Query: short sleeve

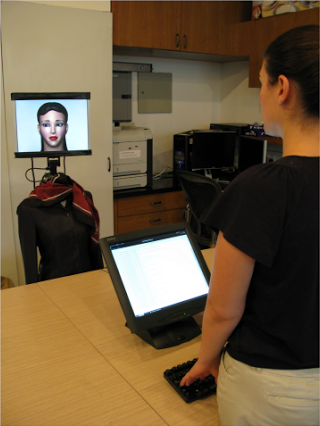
203;163;302;267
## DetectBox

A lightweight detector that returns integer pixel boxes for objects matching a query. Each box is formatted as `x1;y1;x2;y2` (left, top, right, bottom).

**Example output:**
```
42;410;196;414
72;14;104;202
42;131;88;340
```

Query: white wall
1;21;19;286
221;61;262;124
20;0;110;12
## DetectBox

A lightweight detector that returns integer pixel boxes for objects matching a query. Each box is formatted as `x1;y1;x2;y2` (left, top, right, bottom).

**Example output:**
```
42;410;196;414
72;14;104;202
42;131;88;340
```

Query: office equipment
2;247;220;426
173;129;237;177
237;135;267;171
100;222;210;349
210;122;248;135
164;358;216;403
113;72;132;123
138;72;172;113
192;130;236;172
173;130;193;174
12;92;91;158
113;125;153;190
177;170;221;249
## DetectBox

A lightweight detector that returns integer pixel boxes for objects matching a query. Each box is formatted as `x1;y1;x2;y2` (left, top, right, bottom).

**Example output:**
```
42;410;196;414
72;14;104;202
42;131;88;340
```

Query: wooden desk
2;248;219;426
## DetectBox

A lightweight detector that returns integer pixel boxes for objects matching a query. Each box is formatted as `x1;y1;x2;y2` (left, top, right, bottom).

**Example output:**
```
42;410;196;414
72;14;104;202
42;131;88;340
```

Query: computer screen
237;136;267;172
12;92;91;158
100;222;210;349
192;130;236;170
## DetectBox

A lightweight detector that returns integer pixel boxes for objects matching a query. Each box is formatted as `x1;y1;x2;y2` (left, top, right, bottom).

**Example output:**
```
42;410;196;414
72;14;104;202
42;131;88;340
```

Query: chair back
177;170;221;248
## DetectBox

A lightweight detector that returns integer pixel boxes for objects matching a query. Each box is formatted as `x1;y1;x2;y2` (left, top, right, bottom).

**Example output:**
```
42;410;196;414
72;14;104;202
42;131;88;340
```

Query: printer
113;124;153;190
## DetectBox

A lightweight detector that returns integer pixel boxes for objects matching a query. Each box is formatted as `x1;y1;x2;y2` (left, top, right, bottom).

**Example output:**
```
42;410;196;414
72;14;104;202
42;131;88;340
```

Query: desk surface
2;248;219;426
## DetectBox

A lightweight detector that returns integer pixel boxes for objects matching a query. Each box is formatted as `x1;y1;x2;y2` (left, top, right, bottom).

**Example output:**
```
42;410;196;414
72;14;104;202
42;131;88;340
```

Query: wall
221;61;262;124
113;55;263;175
25;0;110;11
1;0;113;286
1;17;19;285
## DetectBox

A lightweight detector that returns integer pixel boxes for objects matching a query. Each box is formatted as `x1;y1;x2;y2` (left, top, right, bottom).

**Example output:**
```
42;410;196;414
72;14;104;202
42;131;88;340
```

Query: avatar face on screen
37;102;69;152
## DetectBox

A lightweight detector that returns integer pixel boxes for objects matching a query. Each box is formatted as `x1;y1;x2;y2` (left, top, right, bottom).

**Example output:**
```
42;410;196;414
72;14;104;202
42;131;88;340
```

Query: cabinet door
249;8;319;87
112;1;181;50
180;1;252;55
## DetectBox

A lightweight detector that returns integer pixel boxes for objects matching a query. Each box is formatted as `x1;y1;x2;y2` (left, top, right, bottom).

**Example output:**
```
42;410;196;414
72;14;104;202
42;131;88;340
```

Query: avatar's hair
37;102;68;123
263;25;319;119
37;102;68;151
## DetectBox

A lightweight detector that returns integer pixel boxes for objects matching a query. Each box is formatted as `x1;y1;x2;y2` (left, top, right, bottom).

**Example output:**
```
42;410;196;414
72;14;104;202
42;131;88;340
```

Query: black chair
177;170;222;249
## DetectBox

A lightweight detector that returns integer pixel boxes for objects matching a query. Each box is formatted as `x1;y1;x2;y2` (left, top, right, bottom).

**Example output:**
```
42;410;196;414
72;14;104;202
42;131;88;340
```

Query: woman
181;25;319;425
37;102;69;152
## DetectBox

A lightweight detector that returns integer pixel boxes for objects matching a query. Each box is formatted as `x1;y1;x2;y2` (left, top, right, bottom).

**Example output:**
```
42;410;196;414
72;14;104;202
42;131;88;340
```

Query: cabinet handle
149;219;161;224
176;33;180;48
150;201;162;205
184;34;187;49
108;157;111;172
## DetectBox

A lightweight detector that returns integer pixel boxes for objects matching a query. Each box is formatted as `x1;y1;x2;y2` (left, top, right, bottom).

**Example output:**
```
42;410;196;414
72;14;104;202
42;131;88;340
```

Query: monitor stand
42;157;61;182
129;317;201;349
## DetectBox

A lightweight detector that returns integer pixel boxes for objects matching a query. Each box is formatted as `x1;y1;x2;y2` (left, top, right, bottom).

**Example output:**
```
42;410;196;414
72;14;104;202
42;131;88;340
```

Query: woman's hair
263;25;319;119
37;102;68;151
37;102;68;123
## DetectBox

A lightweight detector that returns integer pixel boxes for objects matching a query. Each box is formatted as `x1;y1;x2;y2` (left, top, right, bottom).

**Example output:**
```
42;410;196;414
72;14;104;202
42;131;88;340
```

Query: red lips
49;136;58;141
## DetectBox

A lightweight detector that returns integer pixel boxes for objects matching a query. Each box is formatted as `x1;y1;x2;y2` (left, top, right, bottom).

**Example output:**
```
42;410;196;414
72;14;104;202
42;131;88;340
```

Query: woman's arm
180;232;255;386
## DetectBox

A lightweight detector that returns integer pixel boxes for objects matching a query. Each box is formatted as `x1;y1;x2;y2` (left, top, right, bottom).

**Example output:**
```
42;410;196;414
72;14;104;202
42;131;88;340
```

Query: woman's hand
180;357;220;387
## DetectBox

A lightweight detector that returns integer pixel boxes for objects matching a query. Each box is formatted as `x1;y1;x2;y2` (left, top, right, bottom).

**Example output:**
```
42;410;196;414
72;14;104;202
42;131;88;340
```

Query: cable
25;158;47;187
31;157;35;189
152;166;173;180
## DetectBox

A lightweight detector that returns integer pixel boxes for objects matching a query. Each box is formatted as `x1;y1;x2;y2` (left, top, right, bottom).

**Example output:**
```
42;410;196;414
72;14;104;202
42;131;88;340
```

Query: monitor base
132;317;201;349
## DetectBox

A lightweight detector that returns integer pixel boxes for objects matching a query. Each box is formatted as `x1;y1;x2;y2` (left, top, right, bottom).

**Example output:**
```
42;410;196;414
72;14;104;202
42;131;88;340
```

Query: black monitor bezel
11;92;91;158
237;135;267;172
100;222;211;335
191;130;237;170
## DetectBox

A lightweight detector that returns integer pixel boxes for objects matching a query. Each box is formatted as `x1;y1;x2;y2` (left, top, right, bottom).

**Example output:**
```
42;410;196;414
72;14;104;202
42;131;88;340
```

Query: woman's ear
277;74;290;105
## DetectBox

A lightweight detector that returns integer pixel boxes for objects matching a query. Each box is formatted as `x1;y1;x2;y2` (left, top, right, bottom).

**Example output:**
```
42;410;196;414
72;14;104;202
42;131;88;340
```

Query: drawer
117;208;186;234
117;191;187;217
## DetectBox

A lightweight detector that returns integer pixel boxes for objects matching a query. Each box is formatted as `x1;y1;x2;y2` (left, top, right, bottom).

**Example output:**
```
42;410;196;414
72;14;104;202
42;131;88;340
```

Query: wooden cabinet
112;1;181;51
180;1;251;56
114;190;187;234
112;1;251;55
242;8;319;87
112;1;319;87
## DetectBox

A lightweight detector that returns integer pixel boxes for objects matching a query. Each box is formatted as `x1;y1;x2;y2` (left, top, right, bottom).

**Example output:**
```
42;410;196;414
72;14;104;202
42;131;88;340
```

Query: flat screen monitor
191;130;236;170
237;136;267;172
100;222;210;349
12;92;91;158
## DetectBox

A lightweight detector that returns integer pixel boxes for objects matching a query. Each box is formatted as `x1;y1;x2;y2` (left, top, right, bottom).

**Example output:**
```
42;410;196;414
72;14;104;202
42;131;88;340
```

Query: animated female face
37;110;69;151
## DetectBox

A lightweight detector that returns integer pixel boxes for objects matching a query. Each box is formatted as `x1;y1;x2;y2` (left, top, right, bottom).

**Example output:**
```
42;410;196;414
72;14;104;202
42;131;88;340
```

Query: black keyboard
164;358;216;403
